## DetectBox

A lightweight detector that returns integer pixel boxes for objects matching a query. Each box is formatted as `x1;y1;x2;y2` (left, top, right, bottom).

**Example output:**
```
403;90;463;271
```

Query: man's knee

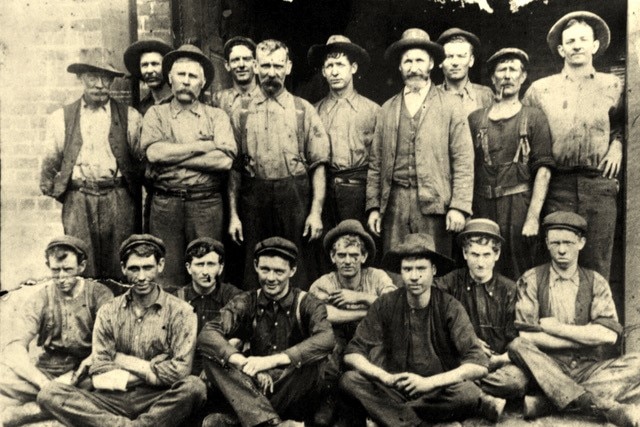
175;376;207;403
481;366;528;399
507;336;535;361
339;370;368;396
36;381;66;410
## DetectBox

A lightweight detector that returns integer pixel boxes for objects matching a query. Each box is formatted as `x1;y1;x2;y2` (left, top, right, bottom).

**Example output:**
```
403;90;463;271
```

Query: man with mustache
0;236;112;426
366;28;474;256
522;12;623;280
228;39;330;290
124;38;173;115
141;44;237;292
468;48;554;279
40;54;143;284
211;36;258;116
39;234;207;427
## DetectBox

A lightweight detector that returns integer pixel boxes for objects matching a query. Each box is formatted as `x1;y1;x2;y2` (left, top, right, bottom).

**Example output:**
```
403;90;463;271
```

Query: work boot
523;394;555;419
478;393;506;422
313;394;337;426
605;404;640;427
1;402;49;427
202;412;240;427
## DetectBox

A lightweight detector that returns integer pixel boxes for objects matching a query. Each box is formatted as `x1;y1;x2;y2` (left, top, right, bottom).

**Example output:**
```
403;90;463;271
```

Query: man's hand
228;214;244;245
489;353;510;371
242;355;281;377
477;339;493;358
394;372;438;398
377;371;403;388
228;353;249;371
446;209;466;232
328;289;362;307
303;212;323;241
368;210;382;236
522;216;540;238
539;317;563;335
71;355;92;385
598;139;622;179
255;372;274;395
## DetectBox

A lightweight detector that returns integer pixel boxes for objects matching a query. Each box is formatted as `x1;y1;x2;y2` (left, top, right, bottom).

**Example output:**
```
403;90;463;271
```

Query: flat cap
119;234;166;259
46;235;90;259
486;48;529;73
382;233;455;276
223;36;257;60
186;237;225;259
457;218;505;245
254;237;298;263
542;211;587;235
323;219;376;262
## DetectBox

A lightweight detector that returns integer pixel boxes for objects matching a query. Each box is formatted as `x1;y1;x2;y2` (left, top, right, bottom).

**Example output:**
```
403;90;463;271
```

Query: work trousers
326;170;367;226
508;337;640;411
340;370;482;427
203;358;324;426
37;376;206;427
150;193;224;292
62;187;136;284
478;362;528;399
544;174;618;280
383;185;451;258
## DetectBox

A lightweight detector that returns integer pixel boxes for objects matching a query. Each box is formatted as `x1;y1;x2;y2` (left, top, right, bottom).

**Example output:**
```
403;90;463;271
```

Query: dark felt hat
323;219;376;262
123;38;173;79
46;235;90;259
456;218;505;246
547;11;610;57
542;211;588;235
223;36;257;60
254;237;298;263
67;48;124;77
382;233;455;276
486;47;530;73
162;44;215;90
185;237;225;259
308;35;370;69
385;28;445;64
436;27;482;55
119;234;166;259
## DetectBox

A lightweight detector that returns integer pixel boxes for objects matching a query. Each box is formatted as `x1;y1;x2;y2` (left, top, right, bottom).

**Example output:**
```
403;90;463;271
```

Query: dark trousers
37;376;206;427
240;175;316;290
326;170;367;226
203;358;324;426
508;337;640;411
62;187;137;284
479;362;529;399
544;174;618;280
150;193;224;292
340;370;482;427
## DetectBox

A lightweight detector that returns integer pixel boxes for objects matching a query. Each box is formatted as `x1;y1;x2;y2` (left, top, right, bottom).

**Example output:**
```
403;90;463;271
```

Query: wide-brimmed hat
308;35;370;69
542;211;588;236
162;44;215;90
67;48;124;77
486;48;529;74
385;28;445;64
123;38;173;79
436;27;482;55
382;233;455;276
547;11;610;57
323;219;376;262
456;218;505;246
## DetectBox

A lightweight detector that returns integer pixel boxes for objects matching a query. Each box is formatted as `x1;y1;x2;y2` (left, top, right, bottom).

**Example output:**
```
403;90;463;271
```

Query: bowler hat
382;233;455;276
119;234;166;260
323;220;376;262
456;218;505;246
486;48;529;74
223;36;257;61
162;44;215;90
542;211;588;235
436;28;482;55
254;237;298;263
123;38;173;79
385;28;445;64
308;35;370;69
186;237;225;259
547;11;610;57
46;235;90;259
67;48;124;77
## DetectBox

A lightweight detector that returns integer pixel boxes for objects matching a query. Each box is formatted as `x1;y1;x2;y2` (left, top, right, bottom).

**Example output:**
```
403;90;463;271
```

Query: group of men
2;7;634;427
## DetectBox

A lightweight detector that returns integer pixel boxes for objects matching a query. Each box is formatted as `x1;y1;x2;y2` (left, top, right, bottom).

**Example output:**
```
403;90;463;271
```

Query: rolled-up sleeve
140;106;167;154
514;270;542;332
89;303;119;376
528;107;555;173
303;103;330;171
151;305;197;385
211;108;237;160
590;272;623;336
283;294;334;368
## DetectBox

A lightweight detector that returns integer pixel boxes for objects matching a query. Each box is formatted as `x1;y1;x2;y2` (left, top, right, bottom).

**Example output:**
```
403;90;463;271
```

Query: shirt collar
122;285;167;310
549;264;580;288
403;81;431;97
326;89;360;112
561;66;597;81
466;270;496;294
183;281;222;303
256;87;290;108
442;79;475;100
257;286;296;311
81;96;110;112
170;98;203;118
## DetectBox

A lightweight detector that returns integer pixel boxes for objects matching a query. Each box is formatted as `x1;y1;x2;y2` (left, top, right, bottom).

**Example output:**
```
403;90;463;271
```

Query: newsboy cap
186;237;225;259
486;48;529;74
456;218;505;245
542;211;588;235
254;237;298;263
119;234;166;259
382;233;455;276
46;235;90;259
323;219;376;262
547;11;610;58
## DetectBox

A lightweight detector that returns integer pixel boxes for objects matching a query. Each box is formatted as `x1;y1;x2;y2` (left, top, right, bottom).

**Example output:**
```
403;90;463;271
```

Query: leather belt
153;186;220;201
392;178;418;188
477;183;530;199
69;177;125;191
333;177;366;185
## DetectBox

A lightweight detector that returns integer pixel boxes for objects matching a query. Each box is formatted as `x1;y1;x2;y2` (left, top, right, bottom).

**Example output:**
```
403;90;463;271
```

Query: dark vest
392;96;424;184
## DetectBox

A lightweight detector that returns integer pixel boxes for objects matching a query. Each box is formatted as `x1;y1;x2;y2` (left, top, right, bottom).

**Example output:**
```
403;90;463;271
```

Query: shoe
478;393;506;422
313;395;336;426
605;404;640;427
365;417;379;427
202;412;240;427
523;394;555;419
1;402;49;427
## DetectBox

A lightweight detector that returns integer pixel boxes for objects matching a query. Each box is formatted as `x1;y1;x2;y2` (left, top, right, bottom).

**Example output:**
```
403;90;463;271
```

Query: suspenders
476;108;531;166
252;289;307;336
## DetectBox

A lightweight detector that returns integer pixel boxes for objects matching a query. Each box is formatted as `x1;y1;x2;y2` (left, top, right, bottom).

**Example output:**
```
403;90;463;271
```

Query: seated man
309;219;395;425
436;219;527;403
509;211;640;426
0;236;112;427
198;237;335;427
38;234;207;427
341;233;505;426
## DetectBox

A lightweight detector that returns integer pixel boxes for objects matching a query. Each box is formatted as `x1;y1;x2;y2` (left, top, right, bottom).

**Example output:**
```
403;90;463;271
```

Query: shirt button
489;292;493;297
202;316;206;320
273;345;277;350
274;322;278;326
137;318;142;323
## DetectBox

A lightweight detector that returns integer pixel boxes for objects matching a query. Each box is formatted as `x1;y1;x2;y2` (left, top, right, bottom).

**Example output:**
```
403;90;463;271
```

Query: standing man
508;212;640;426
436;28;494;117
141;44;237;291
40;55;143;282
198;237;334;427
436;219;528;400
228;39;330;289
211;36;258;116
0;236;112;426
123;38;174;115
308;35;380;227
341;233;506;425
38;234;207;427
469;48;555;279
366;28;474;256
523;11;624;280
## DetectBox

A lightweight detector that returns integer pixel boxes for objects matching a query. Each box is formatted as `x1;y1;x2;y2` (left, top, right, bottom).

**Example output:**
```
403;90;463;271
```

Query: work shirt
198;287;334;369
408;306;445;377
139;89;173;116
178;281;243;334
211;85;258;117
314;90;379;172
232;88;330;179
141;99;237;190
523;67;623;172
90;288;198;386
309;267;396;310
548;267;581;325
438;80;494;118
436;268;517;354
44;98;142;181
